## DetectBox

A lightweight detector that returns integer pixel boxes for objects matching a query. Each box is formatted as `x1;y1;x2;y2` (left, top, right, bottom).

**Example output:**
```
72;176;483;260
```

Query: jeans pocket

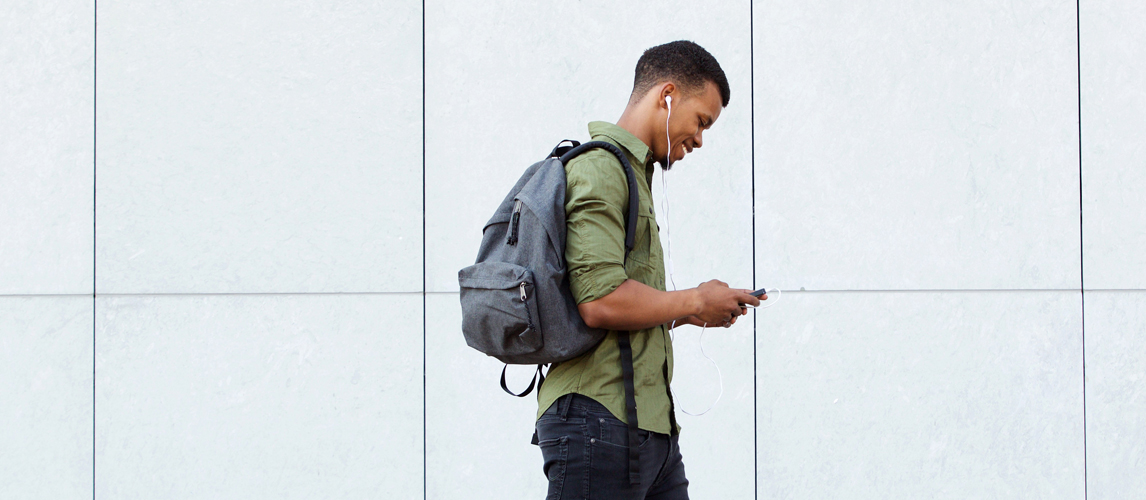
538;436;569;500
587;430;652;495
592;412;653;449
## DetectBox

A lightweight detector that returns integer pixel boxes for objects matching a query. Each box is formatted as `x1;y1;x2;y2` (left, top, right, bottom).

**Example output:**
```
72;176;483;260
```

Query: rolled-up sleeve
564;152;631;304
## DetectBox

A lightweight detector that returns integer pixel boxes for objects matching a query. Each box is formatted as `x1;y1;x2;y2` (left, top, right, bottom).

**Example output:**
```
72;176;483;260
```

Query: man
534;40;762;500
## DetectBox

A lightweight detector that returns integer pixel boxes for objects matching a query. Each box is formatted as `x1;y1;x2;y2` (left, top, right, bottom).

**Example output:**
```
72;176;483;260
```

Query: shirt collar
587;121;653;168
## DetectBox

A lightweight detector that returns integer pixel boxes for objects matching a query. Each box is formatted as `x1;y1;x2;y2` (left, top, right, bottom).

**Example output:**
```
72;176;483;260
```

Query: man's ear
659;82;677;109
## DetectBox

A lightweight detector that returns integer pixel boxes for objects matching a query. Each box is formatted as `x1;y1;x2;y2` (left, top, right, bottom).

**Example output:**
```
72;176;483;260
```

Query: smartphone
739;287;769;308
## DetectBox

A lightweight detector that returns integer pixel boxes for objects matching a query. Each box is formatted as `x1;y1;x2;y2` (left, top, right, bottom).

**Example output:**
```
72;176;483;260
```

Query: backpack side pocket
459;261;543;361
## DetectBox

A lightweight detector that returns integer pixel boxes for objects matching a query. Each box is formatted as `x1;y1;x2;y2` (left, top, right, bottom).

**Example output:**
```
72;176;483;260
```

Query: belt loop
558;394;573;421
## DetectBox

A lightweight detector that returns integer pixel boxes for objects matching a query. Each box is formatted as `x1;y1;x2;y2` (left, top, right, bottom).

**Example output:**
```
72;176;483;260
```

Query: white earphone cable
662;95;722;416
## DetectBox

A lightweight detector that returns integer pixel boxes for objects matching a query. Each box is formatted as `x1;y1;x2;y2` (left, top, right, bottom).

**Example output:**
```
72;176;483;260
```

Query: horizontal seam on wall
5;289;1145;298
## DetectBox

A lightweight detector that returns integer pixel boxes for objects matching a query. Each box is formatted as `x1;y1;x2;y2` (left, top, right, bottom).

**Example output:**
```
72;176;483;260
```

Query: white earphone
664;94;673;164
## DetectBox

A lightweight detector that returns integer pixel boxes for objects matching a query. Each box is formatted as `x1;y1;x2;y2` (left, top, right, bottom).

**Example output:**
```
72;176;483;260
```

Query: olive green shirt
536;121;679;435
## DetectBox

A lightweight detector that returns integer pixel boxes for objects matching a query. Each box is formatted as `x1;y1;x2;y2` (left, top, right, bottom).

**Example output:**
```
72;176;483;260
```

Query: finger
735;301;749;315
754;288;773;301
738;291;762;307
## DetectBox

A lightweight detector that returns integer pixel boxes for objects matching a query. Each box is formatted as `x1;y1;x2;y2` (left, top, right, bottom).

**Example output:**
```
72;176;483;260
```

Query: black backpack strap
557;139;643;486
558;141;640;261
617;330;641;485
500;364;546;397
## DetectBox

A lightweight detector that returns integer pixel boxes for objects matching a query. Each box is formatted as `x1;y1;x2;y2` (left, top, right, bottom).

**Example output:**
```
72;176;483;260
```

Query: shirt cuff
569;263;628;304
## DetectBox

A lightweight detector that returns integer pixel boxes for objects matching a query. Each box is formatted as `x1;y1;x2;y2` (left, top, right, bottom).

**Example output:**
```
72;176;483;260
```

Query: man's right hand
692;280;761;326
577;279;763;332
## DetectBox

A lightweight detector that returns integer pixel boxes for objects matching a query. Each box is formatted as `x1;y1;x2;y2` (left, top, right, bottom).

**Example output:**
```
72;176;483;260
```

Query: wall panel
426;293;758;499
96;1;423;294
753;0;1080;291
1085;291;1146;498
424;294;545;499
756;291;1084;498
95;294;423;499
1080;0;1146;289
425;0;755;294
0;0;94;294
0;297;93;500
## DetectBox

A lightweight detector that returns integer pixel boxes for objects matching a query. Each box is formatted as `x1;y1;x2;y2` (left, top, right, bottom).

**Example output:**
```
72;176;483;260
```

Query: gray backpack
458;140;639;396
458;139;647;485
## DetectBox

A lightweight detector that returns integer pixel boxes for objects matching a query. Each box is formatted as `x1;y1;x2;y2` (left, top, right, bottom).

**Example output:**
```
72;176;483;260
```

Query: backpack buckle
549;139;581;158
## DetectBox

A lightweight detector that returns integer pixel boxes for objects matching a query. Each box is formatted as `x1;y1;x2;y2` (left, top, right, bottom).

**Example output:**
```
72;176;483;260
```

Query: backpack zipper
519;281;535;331
507;199;523;245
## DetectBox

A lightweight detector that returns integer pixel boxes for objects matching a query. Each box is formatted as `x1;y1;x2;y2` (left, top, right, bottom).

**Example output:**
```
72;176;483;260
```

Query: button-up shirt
536;121;679;435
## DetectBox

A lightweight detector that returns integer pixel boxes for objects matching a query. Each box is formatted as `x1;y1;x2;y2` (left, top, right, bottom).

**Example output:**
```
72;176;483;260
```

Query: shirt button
649;207;654;214
599;418;605;423
590;438;596;443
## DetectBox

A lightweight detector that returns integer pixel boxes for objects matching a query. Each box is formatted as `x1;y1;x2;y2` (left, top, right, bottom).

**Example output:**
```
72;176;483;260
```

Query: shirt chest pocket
624;211;664;289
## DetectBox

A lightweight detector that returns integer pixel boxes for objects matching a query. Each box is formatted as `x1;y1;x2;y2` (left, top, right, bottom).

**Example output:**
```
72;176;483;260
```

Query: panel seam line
750;1;758;498
92;1;98;498
1076;1;1088;497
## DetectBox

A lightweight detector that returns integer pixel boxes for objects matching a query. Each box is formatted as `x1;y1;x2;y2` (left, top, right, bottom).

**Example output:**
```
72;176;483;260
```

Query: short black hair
630;40;730;107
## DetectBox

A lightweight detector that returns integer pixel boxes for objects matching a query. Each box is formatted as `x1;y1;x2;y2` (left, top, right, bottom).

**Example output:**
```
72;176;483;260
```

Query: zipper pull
507;199;523;245
519;282;528;301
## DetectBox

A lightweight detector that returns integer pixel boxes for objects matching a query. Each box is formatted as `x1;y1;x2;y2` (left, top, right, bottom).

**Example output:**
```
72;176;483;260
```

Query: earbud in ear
665;95;672;108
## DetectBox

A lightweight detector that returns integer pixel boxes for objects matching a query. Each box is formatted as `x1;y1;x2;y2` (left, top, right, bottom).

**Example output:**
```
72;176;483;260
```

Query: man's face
659;80;723;169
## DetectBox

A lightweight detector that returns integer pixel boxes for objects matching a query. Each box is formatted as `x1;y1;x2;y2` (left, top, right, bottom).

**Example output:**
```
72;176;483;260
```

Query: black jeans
535;394;689;500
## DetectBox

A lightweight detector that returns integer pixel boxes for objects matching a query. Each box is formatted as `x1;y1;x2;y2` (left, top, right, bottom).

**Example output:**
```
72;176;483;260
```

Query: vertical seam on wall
421;0;428;497
1076;1;1087;497
92;1;98;497
749;1;758;498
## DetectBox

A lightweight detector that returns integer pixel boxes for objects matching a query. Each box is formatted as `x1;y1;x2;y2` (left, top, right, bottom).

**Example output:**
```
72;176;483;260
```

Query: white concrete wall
1;1;1142;499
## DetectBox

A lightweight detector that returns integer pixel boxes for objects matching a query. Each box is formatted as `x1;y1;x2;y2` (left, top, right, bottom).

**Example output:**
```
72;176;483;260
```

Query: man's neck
615;106;655;152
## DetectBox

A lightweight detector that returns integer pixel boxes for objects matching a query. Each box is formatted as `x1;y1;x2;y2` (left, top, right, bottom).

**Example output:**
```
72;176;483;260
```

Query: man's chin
658;155;685;171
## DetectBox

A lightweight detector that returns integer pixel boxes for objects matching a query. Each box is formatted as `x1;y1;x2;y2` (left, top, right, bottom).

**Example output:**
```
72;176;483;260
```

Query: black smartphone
739;287;769;308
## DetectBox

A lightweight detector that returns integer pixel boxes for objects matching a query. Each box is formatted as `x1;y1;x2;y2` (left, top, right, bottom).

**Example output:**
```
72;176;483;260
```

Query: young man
534;40;762;500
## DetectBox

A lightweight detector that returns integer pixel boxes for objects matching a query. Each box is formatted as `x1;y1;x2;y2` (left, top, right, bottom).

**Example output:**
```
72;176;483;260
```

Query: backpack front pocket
458;261;543;359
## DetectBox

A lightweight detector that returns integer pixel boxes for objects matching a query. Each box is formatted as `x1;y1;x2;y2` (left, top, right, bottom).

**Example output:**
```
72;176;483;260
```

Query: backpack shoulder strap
558;141;640;261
